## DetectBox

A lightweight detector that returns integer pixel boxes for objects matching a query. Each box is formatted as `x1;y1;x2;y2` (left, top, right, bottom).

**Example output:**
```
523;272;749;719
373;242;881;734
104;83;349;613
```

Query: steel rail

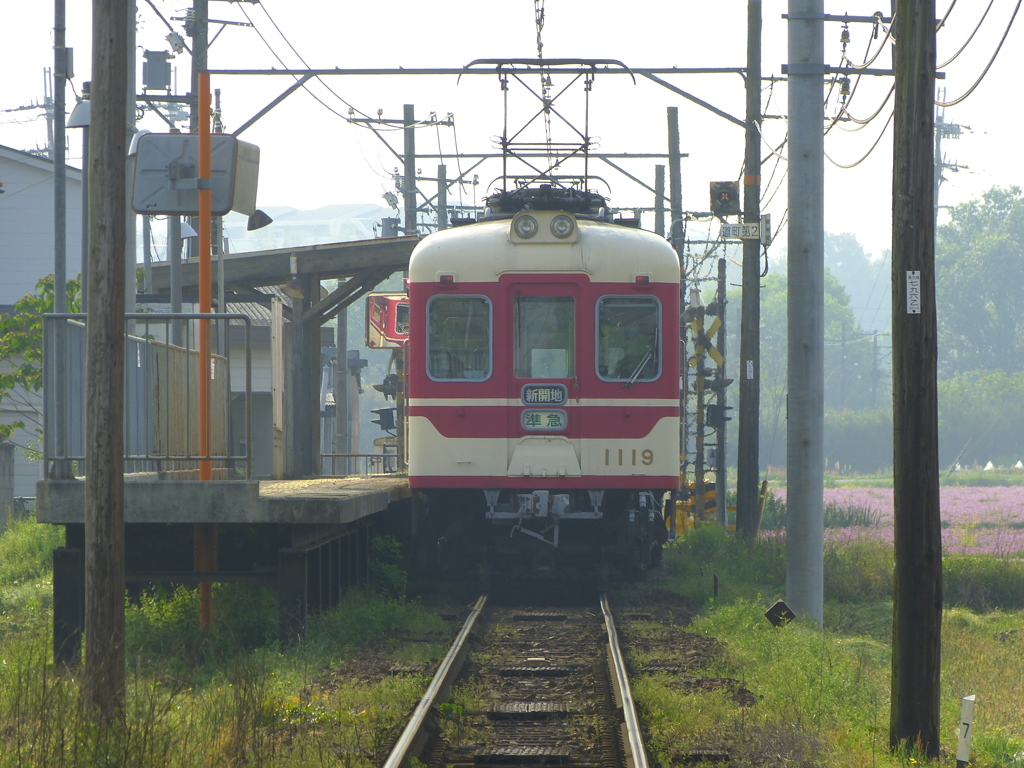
382;594;488;768
601;594;649;768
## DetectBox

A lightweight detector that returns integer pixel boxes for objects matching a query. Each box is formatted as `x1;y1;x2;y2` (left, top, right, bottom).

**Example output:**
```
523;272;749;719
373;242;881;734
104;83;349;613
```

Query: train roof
410;207;679;284
482;185;610;219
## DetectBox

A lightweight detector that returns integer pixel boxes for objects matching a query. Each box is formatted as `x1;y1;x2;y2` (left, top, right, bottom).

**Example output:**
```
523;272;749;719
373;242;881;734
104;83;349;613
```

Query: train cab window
427;296;492;380
395;302;410;336
596;296;661;382
514;296;575;379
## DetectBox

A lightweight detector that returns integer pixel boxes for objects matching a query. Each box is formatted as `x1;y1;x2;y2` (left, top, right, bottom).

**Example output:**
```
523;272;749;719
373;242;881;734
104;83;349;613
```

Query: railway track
384;594;647;768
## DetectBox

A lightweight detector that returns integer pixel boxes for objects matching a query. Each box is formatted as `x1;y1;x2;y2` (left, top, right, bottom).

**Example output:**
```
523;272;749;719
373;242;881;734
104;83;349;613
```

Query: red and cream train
373;187;681;580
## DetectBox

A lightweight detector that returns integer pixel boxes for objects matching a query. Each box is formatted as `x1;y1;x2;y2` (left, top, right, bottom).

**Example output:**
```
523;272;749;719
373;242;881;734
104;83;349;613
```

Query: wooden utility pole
83;0;129;718
890;0;942;757
736;0;762;538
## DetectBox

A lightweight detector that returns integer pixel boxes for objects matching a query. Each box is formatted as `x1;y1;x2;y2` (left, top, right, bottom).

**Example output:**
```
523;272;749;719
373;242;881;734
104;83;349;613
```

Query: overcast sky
3;1;1022;262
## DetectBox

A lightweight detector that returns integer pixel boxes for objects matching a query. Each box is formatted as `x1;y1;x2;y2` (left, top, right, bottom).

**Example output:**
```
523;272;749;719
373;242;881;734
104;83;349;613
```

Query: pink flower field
770;486;1024;557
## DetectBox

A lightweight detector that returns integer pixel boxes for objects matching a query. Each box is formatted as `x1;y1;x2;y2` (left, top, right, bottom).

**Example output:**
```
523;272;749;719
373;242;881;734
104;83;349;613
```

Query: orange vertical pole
198;72;212;481
196;72;215;630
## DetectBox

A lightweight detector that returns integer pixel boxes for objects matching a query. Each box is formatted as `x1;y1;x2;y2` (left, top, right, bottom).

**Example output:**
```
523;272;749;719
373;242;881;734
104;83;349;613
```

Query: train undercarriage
411;487;670;584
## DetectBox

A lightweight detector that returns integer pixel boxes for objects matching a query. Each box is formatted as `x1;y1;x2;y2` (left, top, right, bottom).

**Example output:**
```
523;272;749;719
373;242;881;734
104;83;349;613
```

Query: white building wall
0;146;84;306
1;146;84;499
0;384;44;499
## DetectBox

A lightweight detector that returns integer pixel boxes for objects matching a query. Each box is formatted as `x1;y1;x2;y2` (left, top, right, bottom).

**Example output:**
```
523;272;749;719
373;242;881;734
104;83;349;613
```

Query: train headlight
513;214;539;239
550;214;575;239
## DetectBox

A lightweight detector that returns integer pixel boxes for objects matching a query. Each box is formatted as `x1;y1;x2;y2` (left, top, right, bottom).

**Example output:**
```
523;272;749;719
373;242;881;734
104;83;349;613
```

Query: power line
936;0;1023;106
845;13;895;70
838;83;894;127
825;109;894;169
937;0;994;68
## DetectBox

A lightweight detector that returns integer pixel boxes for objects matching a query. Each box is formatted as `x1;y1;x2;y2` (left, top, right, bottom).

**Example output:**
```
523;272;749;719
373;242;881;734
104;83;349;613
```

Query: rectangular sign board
721;222;761;240
906;270;921;314
131;133;260;216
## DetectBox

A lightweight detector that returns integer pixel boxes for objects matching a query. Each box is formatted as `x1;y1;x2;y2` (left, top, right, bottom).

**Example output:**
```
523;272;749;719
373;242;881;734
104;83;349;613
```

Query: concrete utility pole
890;0;942;756
736;0;762;538
437;164;449;229
125;2;137;316
667;109;686;506
183;0;209;271
404;104;418;234
933;88;965;229
53;0;67;312
786;0;825;626
53;0;70;480
654;165;665;237
84;0;129;719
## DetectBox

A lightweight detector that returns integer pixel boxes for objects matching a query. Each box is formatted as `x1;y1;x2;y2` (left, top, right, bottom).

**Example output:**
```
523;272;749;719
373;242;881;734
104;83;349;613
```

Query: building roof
0;143;83;178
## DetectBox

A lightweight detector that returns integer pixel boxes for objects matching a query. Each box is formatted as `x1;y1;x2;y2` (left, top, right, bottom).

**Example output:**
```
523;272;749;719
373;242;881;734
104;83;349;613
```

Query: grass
3;497;1024;767
0;519;449;768
649;521;1024;768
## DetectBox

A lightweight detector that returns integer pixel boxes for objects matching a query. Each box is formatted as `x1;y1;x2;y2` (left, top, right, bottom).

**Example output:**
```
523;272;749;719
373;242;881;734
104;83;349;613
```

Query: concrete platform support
278;523;371;645
53;546;85;668
278;549;308;645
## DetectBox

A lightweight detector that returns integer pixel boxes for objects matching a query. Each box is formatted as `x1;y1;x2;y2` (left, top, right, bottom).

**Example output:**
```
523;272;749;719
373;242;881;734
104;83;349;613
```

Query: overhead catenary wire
251;1;373;121
244;3;453;130
237;4;357;124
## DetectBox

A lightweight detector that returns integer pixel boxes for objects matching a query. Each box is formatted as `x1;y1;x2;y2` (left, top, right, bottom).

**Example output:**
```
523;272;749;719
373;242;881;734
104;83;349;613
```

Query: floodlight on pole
67;99;91;128
247;209;273;231
281;254;304;299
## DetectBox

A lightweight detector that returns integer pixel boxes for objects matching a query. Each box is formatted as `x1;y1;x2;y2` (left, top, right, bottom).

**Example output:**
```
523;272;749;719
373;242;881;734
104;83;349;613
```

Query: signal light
710;181;741;216
373;374;398;401
705;403;733;430
371;407;396;433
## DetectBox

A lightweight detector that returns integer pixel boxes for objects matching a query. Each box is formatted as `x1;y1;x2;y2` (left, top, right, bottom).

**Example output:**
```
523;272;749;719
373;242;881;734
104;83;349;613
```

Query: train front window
514;296;575;379
427;296;492;380
596;297;661;382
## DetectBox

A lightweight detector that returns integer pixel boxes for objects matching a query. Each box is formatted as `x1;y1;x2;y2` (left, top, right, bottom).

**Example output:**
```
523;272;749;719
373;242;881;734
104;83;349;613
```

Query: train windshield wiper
623;345;655;388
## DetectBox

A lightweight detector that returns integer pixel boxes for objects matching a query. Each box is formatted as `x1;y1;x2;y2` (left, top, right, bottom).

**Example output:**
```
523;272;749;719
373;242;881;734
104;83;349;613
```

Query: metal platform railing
321;451;400;476
43;313;252;480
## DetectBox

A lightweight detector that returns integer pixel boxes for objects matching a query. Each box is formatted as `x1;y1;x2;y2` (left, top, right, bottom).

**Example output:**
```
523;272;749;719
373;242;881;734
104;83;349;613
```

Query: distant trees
725;240;890;472
732;256;881;417
824;232;891;334
0;275;80;452
936;186;1024;377
719;186;1024;472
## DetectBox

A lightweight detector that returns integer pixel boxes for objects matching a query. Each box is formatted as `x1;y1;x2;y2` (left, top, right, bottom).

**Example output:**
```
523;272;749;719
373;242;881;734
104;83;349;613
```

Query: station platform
40;474;414;661
36;475;411;526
